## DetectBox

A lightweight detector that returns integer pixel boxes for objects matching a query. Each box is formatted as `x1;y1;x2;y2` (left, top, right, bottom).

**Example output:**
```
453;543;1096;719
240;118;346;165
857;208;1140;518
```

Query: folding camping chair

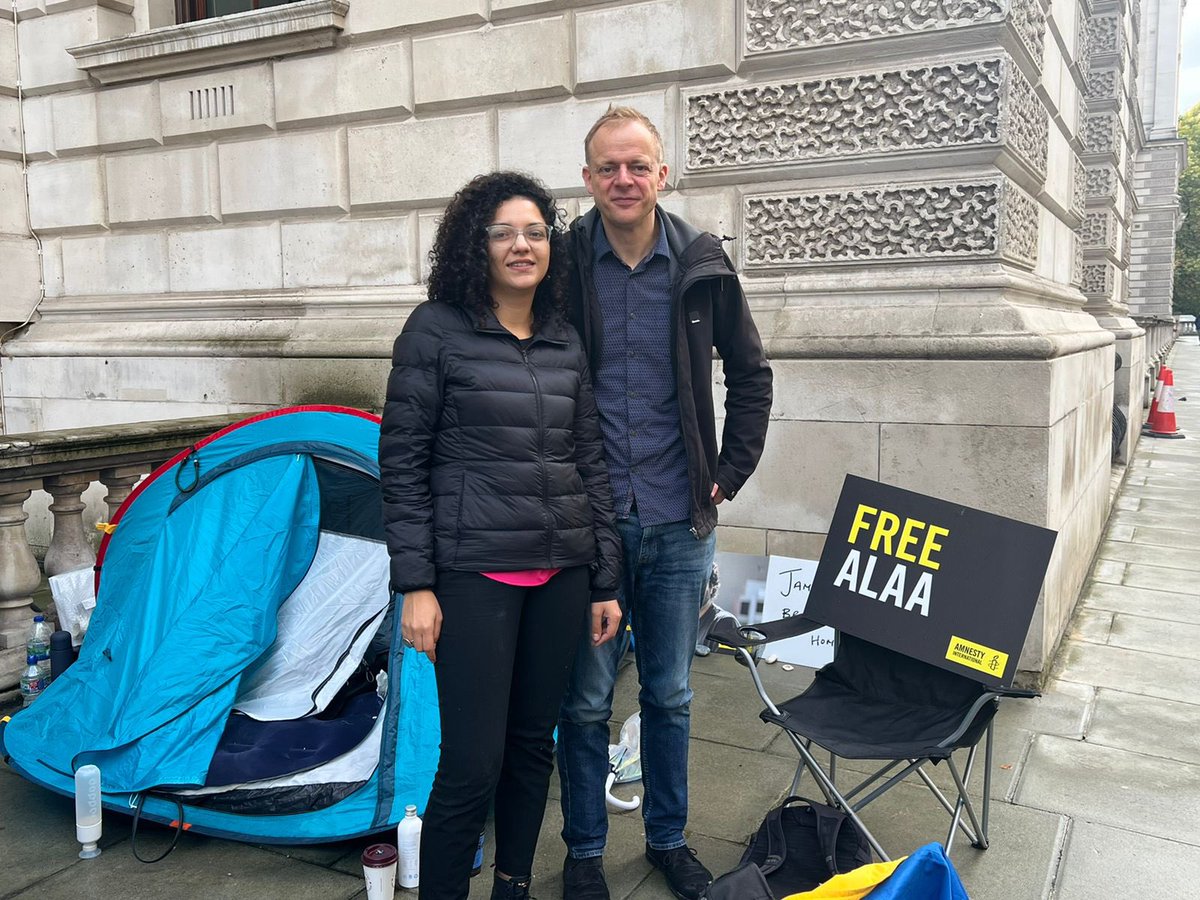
707;613;1038;862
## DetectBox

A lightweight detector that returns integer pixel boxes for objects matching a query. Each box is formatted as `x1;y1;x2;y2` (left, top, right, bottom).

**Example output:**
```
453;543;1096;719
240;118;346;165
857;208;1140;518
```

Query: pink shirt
481;568;561;587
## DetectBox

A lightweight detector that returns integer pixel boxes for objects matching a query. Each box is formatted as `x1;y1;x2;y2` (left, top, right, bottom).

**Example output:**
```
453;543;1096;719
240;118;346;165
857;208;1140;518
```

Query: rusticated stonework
743;0;1045;64
1086;15;1121;56
1083;113;1118;156
1004;64;1050;174
1071;154;1087;219
998;182;1040;265
744;0;1000;50
1080;210;1116;253
687;57;1047;177
1075;5;1092;73
1007;0;1046;65
1085;164;1117;202
1082;262;1113;298
741;179;1037;269
1085;68;1118;102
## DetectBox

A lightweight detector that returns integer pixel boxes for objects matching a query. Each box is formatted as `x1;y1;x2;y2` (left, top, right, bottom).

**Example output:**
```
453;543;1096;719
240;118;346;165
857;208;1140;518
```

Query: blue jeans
557;513;716;855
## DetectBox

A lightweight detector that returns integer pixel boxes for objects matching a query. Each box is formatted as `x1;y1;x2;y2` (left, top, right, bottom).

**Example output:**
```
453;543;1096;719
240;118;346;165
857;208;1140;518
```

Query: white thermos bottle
396;804;422;888
75;764;102;859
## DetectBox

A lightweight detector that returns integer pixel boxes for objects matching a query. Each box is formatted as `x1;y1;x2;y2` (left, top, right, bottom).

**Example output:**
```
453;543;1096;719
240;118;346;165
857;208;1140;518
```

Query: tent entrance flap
234;530;391;721
74;451;323;791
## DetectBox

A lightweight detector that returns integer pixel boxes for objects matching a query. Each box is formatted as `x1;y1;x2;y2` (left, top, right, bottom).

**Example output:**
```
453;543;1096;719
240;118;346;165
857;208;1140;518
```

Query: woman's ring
403;637;415;647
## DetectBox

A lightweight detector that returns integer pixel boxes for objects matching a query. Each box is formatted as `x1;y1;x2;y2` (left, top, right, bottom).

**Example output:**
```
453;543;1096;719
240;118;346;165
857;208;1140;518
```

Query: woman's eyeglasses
485;224;551;244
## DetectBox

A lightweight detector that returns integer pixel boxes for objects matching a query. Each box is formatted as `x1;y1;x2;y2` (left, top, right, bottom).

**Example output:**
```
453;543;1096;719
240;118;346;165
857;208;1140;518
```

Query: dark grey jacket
380;300;621;601
568;206;773;538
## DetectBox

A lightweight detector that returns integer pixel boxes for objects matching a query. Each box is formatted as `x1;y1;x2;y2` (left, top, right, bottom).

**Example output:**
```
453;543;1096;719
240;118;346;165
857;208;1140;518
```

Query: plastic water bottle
20;655;46;707
27;614;51;680
396;804;421;889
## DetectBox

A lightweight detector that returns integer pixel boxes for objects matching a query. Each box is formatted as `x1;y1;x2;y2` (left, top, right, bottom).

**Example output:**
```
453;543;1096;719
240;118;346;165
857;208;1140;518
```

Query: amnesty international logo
945;635;1009;679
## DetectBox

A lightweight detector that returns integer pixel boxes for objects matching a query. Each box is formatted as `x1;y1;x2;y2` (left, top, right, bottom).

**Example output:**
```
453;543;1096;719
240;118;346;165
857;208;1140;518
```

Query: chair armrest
997;687;1041;699
936;685;1038;748
707;613;824;649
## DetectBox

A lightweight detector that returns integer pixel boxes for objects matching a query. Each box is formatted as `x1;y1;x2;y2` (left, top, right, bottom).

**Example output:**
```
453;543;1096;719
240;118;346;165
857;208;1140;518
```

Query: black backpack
703;796;873;900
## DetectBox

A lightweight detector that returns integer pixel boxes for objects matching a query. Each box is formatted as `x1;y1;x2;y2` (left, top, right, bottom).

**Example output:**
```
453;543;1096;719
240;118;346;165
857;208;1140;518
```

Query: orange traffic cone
1143;366;1164;433
1146;366;1186;439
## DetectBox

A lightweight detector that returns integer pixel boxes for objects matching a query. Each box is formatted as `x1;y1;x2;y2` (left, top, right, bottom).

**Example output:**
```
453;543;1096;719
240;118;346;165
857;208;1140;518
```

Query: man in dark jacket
557;107;773;900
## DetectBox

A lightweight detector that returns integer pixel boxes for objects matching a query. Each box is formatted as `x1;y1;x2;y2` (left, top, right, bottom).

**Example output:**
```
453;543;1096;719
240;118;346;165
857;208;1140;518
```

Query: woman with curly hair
380;171;623;900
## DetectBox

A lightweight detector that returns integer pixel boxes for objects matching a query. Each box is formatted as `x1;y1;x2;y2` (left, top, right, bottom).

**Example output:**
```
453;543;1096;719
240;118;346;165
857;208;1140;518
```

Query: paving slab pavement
1081;582;1199;623
4;339;1200;898
1054;821;1200;899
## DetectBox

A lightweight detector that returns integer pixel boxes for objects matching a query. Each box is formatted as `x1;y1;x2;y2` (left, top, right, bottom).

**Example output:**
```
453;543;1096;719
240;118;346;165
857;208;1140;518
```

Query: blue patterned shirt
591;218;691;526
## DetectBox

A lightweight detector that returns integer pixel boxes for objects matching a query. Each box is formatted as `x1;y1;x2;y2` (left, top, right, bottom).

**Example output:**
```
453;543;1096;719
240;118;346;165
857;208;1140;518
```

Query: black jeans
418;567;589;900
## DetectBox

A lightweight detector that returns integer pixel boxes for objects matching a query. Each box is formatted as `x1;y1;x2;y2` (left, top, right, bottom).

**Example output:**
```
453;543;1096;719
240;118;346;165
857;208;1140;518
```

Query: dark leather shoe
562;854;610;900
644;844;713;900
490;873;533;899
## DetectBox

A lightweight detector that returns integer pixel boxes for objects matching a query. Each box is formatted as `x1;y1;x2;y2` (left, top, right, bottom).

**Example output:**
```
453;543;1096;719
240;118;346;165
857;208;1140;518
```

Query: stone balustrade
0;413;244;690
1138;316;1178;364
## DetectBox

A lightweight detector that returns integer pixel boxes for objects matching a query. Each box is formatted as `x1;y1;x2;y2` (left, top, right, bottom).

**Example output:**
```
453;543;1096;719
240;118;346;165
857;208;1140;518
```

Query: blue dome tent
2;406;440;844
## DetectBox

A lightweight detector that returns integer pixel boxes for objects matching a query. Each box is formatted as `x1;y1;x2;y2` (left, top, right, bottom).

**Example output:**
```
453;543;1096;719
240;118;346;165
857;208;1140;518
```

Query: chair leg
982;720;993;844
907;758;984;854
788;749;809;797
945;745;988;852
913;765;961;820
786;742;838;797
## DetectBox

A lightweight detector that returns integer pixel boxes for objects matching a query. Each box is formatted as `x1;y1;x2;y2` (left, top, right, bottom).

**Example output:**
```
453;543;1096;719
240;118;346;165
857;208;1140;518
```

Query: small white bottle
75;764;103;859
396;804;422;889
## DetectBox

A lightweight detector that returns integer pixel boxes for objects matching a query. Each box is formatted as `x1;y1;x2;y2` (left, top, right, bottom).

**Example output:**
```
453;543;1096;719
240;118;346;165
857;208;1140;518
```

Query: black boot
490;873;533;899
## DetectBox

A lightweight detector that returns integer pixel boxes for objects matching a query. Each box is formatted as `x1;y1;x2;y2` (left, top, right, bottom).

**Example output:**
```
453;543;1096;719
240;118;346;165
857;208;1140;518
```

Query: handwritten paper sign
761;556;836;668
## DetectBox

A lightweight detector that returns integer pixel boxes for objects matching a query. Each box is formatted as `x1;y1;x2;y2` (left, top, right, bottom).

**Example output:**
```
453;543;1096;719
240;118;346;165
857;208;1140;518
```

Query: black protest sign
805;475;1057;687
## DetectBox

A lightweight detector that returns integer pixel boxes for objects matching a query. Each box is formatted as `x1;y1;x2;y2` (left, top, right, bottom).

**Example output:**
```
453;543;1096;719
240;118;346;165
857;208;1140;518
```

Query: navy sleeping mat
205;691;383;786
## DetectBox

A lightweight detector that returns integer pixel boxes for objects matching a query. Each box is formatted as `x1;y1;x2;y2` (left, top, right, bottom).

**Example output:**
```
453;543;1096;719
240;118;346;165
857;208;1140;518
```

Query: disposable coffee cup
362;843;398;900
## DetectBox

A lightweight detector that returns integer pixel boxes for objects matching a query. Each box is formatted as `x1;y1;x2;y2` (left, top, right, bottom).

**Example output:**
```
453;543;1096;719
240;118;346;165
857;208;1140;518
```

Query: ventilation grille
190;85;235;120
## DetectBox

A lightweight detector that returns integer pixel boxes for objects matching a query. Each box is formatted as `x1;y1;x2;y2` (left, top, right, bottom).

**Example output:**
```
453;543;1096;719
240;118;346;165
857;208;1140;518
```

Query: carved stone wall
742;179;1037;269
1085;13;1122;57
1083;112;1120;156
1075;5;1094;76
1082;261;1114;298
743;0;1046;65
1071;156;1088;220
1085;68;1119;105
1085;164;1119;203
686;56;1046;177
1080;210;1117;255
1076;0;1142;318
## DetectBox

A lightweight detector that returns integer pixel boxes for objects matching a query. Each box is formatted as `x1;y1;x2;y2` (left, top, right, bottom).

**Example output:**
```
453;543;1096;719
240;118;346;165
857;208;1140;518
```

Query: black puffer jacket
380;300;621;602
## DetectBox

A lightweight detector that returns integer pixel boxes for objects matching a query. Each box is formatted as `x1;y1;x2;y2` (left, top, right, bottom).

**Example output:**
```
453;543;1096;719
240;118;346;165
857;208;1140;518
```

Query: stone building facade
0;0;1186;682
1128;0;1187;320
